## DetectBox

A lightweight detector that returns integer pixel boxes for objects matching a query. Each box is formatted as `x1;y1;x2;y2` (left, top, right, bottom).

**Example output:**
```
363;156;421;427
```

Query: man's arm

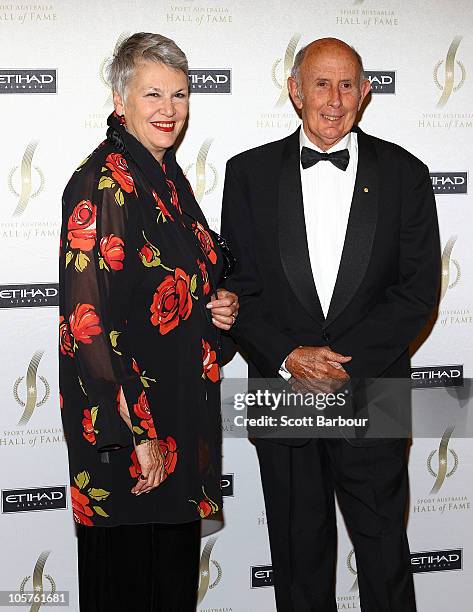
220;159;300;377
330;161;440;378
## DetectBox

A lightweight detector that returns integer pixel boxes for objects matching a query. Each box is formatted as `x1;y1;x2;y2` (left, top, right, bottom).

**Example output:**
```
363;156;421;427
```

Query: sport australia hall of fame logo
3;141;59;241
336;550;360;610
2;350;64;449
7;141;44;216
412;426;470;516
419;36;472;129
14;551;69;611
440;235;460;304
257;34;302;131
0;5;58;24
197;536;223;606
164;2;233;26
184;139;218;206
13;350;50;427
434;36;466;109
334;2;399;28
438;236;472;329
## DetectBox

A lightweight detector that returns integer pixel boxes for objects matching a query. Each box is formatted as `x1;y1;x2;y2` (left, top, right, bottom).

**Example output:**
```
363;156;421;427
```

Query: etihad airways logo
2;486;67;513
188;70;231;93
221;474;234;496
411;549;462;573
430;172;467;194
0;69;56;94
411;365;463;389
250;564;274;588
365;71;395;93
0;284;58;308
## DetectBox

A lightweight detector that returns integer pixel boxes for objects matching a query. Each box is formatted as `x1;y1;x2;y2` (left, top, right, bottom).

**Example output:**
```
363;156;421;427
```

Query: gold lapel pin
363;187;369;193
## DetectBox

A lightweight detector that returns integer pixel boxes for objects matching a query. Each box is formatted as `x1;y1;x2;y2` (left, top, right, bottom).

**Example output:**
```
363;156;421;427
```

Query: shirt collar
299;127;352;154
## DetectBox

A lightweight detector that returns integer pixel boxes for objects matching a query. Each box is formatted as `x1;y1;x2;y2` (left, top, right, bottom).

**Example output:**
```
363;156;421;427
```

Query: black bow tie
301;146;350;171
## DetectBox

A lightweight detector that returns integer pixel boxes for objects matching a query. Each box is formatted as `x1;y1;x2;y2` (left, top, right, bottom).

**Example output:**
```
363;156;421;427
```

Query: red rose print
67;200;97;251
59;315;74;357
198;500;213;517
138;237;162;268
100;234;125;270
159;436;178;475
192;221;217;264
105;153;135;193
197;259;210;295
71;486;94;526
150;268;193;334
133;391;157;439
152;190;174;222
189;487;219;518
82;409;96;445
69;303;102;344
166;179;182;213
202;339;219;382
139;244;154;264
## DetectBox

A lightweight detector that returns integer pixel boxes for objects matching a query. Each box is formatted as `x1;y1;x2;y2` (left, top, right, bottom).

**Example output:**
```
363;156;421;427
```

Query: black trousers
77;520;201;611
256;438;416;612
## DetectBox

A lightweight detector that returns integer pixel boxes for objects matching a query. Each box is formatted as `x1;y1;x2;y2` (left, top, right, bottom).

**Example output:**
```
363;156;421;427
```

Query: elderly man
221;38;440;611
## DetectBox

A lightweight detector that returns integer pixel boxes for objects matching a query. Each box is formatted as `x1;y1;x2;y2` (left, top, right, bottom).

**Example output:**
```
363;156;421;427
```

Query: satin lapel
325;129;379;326
278;129;325;323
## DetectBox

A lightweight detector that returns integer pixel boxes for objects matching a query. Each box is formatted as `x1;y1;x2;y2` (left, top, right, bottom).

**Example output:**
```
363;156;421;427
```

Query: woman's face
114;60;189;163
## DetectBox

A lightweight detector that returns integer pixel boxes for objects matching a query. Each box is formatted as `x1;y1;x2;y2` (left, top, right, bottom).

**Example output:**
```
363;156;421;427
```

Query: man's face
288;42;371;151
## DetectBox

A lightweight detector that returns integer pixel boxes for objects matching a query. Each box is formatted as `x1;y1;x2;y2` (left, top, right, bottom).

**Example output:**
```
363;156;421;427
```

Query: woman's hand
206;289;239;330
131;439;166;495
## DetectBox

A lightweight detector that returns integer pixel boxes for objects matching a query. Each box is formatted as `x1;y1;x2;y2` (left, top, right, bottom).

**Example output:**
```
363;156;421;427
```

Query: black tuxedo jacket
221;127;440;442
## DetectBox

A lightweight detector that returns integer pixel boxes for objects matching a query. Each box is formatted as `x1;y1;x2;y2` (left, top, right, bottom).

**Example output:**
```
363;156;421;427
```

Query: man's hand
285;346;351;393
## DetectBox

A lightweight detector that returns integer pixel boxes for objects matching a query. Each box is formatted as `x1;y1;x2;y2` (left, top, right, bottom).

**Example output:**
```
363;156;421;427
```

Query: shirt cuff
278;357;292;381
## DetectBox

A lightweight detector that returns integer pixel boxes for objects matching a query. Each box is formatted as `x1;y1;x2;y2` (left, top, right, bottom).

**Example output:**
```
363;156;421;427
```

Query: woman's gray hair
291;43;365;91
107;32;189;100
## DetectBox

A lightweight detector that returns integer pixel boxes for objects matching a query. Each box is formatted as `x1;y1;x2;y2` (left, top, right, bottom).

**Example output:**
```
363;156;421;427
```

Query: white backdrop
1;1;472;610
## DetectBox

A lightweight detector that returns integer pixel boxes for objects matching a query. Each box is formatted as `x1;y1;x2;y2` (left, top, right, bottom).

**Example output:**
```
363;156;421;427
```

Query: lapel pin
363;187;369;193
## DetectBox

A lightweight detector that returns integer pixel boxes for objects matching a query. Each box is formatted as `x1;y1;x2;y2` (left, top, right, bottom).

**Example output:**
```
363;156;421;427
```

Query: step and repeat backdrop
1;1;472;610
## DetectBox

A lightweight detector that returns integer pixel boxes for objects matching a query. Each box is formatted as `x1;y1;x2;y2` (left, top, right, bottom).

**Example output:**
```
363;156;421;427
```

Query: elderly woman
59;32;238;611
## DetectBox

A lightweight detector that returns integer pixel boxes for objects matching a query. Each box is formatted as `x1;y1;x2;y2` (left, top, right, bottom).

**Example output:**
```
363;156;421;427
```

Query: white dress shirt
279;128;358;379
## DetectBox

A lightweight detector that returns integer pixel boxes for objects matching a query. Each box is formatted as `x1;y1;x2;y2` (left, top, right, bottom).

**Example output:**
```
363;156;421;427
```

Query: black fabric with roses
59;112;224;527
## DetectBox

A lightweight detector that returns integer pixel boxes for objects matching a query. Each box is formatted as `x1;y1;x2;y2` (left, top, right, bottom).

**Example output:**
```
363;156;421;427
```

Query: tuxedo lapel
325;129;379;326
278;129;325;323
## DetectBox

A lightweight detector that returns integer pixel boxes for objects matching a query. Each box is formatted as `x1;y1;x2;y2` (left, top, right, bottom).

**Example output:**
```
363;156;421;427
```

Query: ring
139;474;146;480
231;313;236;323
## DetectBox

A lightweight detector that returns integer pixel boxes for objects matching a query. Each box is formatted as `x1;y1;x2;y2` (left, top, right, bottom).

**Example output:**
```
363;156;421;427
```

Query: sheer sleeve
60;151;156;451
